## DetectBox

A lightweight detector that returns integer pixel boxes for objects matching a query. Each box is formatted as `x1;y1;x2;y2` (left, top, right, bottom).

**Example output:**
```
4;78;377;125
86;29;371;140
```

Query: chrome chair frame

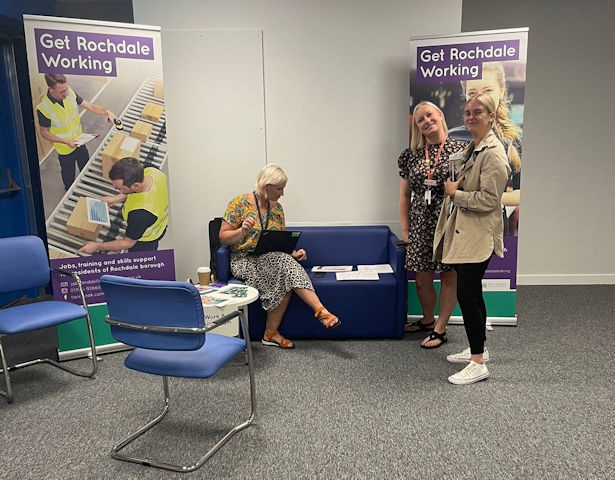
0;261;98;404
104;308;256;473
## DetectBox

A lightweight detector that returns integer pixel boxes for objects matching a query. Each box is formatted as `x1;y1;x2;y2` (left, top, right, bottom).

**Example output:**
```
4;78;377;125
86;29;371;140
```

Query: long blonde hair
462;62;521;173
410;101;449;153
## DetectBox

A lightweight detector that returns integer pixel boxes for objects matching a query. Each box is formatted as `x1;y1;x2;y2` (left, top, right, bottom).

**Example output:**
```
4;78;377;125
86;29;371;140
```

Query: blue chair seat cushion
0;301;87;335
124;333;247;378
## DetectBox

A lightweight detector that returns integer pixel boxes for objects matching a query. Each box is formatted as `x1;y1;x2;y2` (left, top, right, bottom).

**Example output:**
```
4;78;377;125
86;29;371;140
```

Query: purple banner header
416;39;520;83
50;249;175;304
34;28;155;77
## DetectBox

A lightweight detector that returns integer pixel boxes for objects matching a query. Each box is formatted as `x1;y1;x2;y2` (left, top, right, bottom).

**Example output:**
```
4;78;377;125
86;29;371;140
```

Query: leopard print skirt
230;251;314;311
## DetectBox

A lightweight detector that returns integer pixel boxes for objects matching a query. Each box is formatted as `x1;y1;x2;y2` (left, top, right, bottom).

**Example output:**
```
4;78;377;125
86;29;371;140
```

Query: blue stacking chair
0;235;97;403
99;274;256;473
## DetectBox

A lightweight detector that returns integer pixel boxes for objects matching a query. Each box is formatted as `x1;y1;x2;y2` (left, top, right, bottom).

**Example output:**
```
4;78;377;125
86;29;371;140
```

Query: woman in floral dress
398;101;466;348
219;163;340;349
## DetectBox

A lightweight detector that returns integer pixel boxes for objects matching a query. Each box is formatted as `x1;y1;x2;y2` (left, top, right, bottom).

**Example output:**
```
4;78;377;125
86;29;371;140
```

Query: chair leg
110;315;257;473
49;304;99;379
111;376;172;467
0;311;98;404
0;339;14;403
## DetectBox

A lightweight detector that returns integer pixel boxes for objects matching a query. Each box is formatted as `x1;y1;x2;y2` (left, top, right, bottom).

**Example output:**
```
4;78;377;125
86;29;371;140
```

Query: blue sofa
215;225;407;341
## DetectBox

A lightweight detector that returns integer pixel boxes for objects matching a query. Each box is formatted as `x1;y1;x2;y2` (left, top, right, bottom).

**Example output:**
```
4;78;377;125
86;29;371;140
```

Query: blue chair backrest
100;275;207;351
0;235;50;294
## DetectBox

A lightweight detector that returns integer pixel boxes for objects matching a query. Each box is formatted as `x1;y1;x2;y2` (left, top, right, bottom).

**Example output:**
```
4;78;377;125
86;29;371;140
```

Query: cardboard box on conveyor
101;133;142;179
66;197;101;241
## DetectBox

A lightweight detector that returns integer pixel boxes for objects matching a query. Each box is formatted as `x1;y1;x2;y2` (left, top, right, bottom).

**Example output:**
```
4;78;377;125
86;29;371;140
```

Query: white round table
197;284;259;337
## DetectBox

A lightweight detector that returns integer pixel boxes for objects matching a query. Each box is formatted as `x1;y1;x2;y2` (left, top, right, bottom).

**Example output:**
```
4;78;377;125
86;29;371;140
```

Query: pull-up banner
408;28;528;325
24;15;174;355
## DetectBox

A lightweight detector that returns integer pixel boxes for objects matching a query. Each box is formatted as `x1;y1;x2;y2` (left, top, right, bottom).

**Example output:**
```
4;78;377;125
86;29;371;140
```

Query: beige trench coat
433;130;511;264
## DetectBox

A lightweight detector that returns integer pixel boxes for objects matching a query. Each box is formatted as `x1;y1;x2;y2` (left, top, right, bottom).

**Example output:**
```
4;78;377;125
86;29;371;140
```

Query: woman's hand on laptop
292;249;307;261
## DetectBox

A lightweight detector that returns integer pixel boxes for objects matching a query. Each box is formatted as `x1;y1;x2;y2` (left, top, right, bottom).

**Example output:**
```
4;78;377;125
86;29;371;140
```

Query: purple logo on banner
416;40;520;83
34;28;155;77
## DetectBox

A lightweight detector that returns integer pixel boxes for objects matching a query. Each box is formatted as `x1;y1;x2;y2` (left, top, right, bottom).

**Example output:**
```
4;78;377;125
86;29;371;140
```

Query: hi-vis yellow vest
36;88;82;155
122;167;169;242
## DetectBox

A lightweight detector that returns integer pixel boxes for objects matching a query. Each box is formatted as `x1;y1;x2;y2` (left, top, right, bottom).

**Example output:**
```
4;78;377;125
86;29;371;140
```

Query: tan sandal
262;329;295;349
314;306;341;329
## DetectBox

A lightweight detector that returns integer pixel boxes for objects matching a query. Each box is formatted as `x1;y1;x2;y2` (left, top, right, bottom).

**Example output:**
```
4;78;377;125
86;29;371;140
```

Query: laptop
251;230;302;255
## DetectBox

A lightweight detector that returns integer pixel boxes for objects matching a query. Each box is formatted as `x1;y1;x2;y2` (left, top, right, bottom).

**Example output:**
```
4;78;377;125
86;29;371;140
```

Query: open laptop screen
250;230;301;255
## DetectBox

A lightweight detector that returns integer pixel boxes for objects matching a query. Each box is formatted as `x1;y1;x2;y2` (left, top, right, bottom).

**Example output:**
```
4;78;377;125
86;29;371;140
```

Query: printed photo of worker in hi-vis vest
36;73;118;192
78;157;169;254
23;17;176;357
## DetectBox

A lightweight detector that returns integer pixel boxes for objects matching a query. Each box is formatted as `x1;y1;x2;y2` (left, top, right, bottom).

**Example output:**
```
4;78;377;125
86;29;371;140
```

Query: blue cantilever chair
99;274;256;473
0;235;97;403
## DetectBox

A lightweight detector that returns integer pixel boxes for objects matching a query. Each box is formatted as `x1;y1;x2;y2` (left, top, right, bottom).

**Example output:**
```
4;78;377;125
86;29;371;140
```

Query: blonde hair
462;62;521;173
466;92;496;114
410;101;449;153
254;163;287;199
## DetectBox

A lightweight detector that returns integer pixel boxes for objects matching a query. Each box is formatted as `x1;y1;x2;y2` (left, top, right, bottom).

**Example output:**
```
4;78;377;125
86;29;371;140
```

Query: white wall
461;0;615;285
160;29;267;282
133;0;462;282
134;0;615;285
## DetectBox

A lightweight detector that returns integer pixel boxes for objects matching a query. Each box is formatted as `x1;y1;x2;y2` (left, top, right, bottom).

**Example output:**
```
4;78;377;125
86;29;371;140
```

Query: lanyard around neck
424;137;446;180
253;191;270;231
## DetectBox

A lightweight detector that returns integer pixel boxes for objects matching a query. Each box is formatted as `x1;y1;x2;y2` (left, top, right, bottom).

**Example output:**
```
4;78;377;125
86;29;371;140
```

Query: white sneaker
446;347;489;364
448;361;489;385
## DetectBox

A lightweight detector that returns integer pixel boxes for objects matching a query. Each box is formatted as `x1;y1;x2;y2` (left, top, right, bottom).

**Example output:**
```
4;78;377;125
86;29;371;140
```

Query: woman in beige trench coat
433;93;510;385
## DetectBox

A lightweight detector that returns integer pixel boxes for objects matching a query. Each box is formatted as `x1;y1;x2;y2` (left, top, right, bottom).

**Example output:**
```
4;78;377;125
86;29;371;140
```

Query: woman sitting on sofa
219;163;341;349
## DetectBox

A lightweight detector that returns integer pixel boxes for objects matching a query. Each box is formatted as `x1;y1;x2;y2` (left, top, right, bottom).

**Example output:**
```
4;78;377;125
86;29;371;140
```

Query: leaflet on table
217;285;250;298
357;264;393;274
197;285;240;306
311;265;353;272
335;271;379;281
196;285;218;294
197;284;250;299
200;294;233;307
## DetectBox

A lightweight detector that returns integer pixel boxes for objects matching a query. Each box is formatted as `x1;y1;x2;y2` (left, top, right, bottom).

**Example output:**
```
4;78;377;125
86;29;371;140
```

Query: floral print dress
398;137;466;272
223;193;313;311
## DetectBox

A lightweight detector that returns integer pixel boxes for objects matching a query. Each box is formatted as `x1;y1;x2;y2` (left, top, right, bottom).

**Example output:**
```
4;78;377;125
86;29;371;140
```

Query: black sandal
420;330;448;349
405;319;435;333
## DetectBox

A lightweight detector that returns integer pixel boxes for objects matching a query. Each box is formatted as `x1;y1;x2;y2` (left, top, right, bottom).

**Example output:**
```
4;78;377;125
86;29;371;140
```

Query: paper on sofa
311;265;353;272
336;271;379;281
357;264;393;273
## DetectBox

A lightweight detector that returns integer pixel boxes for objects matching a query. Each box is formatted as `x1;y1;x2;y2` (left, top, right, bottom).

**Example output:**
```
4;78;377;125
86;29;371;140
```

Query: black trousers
454;256;492;355
58;145;89;191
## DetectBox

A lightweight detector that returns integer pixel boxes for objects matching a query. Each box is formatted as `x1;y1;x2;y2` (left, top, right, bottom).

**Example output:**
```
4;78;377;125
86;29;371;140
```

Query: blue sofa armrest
215;246;231;283
387;230;405;275
388;231;407;336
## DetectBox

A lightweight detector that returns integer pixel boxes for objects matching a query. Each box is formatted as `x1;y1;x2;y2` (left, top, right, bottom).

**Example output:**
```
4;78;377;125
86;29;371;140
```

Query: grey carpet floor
0;285;613;480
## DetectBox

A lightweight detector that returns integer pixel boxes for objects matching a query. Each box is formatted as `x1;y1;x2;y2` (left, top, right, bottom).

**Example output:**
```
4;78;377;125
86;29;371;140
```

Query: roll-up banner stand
408;28;528;326
23;15;175;358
